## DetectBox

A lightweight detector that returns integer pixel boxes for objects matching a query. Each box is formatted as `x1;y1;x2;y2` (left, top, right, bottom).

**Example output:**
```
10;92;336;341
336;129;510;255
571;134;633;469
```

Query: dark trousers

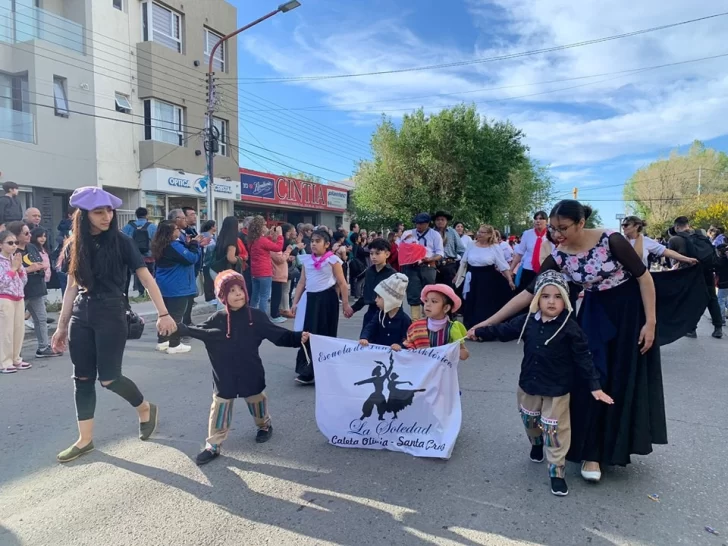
159;296;189;347
183;294;195;326
437;260;459;289
403;264;437;306
516;268;538;294
698;271;723;328
133;262;154;294
271;281;285;319
202;266;215;302
69;296;128;382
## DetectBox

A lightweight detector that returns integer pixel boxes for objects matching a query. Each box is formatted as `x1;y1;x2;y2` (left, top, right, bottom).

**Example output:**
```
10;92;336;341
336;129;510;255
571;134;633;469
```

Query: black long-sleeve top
352;264;396;313
177;307;302;398
475;310;602;397
360;308;411;346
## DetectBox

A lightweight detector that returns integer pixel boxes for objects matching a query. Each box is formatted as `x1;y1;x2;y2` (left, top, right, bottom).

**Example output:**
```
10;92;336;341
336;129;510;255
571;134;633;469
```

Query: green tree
583;206;603;228
351;105;551;229
623;141;728;236
281;171;323;183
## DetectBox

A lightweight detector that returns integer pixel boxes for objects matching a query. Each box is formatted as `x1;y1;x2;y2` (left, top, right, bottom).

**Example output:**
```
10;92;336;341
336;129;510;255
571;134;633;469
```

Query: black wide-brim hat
432;210;453;221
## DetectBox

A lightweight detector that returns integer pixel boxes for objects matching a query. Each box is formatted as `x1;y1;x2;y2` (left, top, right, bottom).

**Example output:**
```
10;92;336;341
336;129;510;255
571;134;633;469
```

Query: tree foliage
623;141;728;236
281;171;323;183
584;206;603;229
691;200;728;230
351;105;553;230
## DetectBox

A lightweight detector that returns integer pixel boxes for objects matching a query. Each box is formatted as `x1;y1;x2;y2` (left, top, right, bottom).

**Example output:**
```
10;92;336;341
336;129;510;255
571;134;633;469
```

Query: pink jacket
0;254;28;301
270;245;293;283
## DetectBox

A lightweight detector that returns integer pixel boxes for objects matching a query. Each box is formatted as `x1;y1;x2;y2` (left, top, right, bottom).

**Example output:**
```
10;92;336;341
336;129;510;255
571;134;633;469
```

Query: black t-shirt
18;245;48;299
79;233;145;297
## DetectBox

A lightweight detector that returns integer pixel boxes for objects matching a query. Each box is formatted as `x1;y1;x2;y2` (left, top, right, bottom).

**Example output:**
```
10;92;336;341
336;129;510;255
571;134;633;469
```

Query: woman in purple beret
50;187;176;463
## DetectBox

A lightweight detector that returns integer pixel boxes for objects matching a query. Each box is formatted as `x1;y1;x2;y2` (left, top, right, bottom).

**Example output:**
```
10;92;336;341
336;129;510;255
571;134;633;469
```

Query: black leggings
158;296;189;347
69;295;144;420
270;282;285;319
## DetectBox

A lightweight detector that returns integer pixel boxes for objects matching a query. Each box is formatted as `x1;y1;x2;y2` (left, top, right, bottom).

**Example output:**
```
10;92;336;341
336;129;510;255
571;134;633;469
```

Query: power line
238;139;353;177
227;53;728;112
219;12;728;83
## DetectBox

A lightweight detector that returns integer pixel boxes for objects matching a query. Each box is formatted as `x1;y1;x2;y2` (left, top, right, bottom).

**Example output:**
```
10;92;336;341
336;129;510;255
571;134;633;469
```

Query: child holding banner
471;270;613;496
359;273;411;348
175;270;309;466
292;229;353;385
402;284;469;362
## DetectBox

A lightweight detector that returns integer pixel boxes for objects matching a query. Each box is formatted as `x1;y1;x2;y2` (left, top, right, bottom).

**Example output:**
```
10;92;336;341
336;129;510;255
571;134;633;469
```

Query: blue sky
227;0;728;227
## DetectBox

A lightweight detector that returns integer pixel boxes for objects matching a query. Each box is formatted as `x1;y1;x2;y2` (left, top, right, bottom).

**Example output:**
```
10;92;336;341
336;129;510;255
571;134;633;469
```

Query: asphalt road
1;312;726;546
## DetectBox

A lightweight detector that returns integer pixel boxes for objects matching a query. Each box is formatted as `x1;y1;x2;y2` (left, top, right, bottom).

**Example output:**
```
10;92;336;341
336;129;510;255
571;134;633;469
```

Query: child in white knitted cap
471;269;613;497
359;273;411;350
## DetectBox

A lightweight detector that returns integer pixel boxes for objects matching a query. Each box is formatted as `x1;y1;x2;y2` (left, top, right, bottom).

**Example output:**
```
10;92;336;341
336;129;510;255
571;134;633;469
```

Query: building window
204;28;224;72
0;72;33;143
53;76;69;117
115;92;132;113
142;2;182;53
144;98;183;146
212;117;228;157
113;0;123;10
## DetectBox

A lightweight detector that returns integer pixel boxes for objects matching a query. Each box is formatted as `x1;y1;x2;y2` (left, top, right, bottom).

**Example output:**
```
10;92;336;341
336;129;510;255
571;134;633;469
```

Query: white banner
310;335;462;458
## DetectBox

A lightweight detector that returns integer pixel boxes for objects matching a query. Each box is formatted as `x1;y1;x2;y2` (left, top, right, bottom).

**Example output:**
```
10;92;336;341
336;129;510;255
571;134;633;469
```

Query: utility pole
697;167;702;196
572;187;578;200
205;1;301;222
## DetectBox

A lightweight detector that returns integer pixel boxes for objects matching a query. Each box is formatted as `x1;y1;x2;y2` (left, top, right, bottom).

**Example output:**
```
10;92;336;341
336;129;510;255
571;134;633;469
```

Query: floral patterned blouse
535;231;647;293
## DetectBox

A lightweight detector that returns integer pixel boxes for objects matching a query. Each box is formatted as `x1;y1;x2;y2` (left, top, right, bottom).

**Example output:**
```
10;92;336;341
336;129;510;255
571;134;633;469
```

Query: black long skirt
652;264;709;346
462;265;514;329
295;286;339;377
568;278;667;466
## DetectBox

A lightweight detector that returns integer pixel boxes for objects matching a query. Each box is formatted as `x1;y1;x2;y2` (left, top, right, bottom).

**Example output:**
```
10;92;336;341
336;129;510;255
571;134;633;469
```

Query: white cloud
239;1;728;168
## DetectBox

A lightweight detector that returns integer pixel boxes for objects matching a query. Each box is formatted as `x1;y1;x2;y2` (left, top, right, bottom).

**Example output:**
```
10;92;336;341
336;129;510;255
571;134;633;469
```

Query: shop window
144;193;166;223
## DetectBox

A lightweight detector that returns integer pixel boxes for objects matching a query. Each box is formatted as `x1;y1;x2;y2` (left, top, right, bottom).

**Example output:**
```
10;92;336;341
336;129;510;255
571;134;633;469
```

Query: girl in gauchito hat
51;187;177;463
174;269;309;465
402;283;469;362
471;269;613;497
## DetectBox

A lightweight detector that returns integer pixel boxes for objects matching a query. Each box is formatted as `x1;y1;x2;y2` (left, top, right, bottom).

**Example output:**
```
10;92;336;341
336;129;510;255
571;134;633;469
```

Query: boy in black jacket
176;270;308;465
345;238;396;333
472;270;613;497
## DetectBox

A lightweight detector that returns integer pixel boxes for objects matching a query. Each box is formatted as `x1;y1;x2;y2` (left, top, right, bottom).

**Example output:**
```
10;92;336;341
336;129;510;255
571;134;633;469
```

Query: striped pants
206;392;270;451
517;387;571;478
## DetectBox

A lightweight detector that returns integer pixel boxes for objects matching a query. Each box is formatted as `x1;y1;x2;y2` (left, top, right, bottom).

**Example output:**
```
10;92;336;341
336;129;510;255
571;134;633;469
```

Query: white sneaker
25;319;35;330
270;316;287;324
581;462;602;483
167;343;191;354
156;342;169;352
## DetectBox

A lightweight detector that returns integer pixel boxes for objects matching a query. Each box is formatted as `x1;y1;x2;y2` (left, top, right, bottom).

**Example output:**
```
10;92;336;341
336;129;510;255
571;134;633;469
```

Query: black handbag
123;290;145;340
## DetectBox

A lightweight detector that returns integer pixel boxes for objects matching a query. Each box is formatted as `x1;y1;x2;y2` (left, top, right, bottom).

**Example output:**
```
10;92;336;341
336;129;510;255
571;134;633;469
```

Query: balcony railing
0;3;84;54
0;106;34;143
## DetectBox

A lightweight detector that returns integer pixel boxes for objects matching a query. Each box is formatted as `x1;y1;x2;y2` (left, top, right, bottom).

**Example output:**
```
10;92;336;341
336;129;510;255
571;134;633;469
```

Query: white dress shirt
514;228;549;272
629;235;666;267
400;228;445;259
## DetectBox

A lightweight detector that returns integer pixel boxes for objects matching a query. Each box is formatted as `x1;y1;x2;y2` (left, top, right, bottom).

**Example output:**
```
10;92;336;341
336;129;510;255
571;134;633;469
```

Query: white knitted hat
518;269;572;345
374;273;409;313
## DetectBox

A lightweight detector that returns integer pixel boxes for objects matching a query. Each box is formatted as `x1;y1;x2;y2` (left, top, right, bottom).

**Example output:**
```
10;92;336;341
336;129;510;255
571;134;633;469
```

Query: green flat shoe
139;403;158;441
57;442;95;463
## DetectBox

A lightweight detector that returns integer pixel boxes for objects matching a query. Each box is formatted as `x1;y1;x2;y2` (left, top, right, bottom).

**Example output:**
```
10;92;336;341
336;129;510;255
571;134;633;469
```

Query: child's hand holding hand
301;332;310;344
592;390;614;404
358;339;369;346
343;308;354;318
391;344;402;351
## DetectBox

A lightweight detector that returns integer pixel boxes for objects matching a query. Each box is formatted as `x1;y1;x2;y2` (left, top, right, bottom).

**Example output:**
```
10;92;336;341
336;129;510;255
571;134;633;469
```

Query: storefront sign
240;168;348;211
140;168;241;200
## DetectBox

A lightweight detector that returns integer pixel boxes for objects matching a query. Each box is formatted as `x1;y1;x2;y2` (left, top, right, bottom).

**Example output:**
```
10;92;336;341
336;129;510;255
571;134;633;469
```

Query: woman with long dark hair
150;220;200;354
459;225;515;329
200;219;217;302
468;200;694;484
210;216;246;280
50;187;175;463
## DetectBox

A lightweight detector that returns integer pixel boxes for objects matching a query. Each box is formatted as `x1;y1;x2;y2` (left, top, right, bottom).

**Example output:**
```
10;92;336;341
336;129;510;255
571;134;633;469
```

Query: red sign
239;168;348;212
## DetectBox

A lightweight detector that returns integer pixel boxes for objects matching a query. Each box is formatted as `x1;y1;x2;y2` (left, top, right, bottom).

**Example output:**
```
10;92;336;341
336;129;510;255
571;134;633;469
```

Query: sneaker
167;343;191;354
529;444;544;463
46;317;55;324
295;375;315;385
36;347;62;358
139;403;158;441
25;319;34;330
57;441;95;463
550;477;569;496
270;316;287;324
711;327;723;339
195;447;219;465
256;425;273;443
155;342;170;352
685;330;697;339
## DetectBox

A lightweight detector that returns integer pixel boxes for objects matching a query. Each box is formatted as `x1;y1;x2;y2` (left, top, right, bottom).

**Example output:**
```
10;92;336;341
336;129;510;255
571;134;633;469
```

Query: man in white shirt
400;213;444;320
510;211;551;292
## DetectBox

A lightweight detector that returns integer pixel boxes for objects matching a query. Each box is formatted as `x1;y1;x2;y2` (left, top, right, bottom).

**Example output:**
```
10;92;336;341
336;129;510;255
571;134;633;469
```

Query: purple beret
69;187;123;211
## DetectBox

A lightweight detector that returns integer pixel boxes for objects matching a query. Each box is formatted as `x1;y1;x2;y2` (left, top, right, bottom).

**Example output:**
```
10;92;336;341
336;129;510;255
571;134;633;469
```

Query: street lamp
205;1;302;222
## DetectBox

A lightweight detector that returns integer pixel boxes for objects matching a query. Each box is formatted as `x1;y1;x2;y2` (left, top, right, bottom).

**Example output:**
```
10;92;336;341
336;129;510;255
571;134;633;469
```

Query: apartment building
0;0;240;237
